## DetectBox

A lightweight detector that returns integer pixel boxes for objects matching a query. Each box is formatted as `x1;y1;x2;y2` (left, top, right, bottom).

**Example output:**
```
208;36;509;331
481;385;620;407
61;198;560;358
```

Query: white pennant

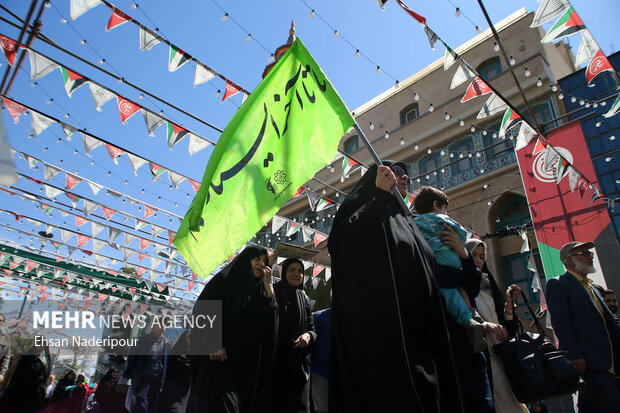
88;82;115;111
125;233;137;247
575;30;599;68
311;277;320;290
477;93;508;119
44;164;62;181
61;229;73;243
194;64;216;87
28;50;58;80
70;0;101;20
127;153;147;176
302;226;315;243
30;111;56;136
123;247;135;262
515;123;537;151
87;181;102;196
567;166;580;192
168;171;186;188
450;63;475;90
139;26;163;51
152;225;165;239
272;215;287;234
543;147;559;172
143;110;165;137
82;133;102;154
91;221;105;238
443;46;457;71
83;199;98;216
61;123;78;140
188;134;210;156
151;257;162;270
44;184;64;198
92;239;106;253
530;0;568;27
94;253;106;267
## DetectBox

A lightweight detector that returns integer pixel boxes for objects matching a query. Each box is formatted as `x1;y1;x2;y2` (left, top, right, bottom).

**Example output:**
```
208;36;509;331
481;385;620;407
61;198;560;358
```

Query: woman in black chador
187;246;278;413
328;161;464;413
271;258;316;413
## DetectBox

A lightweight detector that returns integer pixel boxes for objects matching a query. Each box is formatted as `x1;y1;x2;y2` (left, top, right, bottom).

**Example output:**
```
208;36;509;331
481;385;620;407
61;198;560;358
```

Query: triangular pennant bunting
169;45;191;72
541;7;585;43
88;82;115;111
586;50;614;85
105;8;131;31
30;111;56;137
61;67;87;97
194;64;216;87
116;97;141;124
461;77;492;103
142;110;165;136
221;80;242;102
450;62;475;90
188;134;210;156
531;0;568;27
139;26;162;51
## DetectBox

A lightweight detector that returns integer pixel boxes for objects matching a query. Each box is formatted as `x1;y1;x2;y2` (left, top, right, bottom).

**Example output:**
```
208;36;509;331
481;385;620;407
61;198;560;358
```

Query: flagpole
353;123;412;216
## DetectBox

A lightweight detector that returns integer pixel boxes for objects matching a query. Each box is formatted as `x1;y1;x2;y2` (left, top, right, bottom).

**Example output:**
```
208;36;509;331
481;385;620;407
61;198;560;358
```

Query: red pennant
294;187;305;197
532;137;547;156
77;234;91;248
137;266;147;275
81;249;92;256
156;282;166;292
397;0;426;25
105;143;125;164
66;173;82;190
75;216;88;226
313;264;325;277
106;8;131;31
101;206;116;220
117;97;141;124
2;268;11;276
0;35;19;66
9;262;19;270
99;293;107;301
187;280;196;291
191;270;198;280
461;77;492;103
221;80;243;102
586;50;614;84
168;230;176;246
129;287;136;294
314;232;328;247
139;238;151;250
144;204;157;218
189;179;201;193
25;260;39;272
138;252;147;261
2;97;26;122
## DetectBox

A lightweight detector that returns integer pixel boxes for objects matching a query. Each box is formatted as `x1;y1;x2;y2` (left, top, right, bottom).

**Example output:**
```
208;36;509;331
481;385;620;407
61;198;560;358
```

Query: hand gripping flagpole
353;123;413;216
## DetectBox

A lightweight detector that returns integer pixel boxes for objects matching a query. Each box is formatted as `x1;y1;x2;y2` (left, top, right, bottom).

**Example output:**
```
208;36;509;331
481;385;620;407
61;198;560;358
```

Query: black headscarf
328;161;463;413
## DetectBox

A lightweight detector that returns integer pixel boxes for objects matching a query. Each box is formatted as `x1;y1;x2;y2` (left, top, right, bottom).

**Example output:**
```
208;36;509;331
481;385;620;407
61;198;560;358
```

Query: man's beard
574;259;596;274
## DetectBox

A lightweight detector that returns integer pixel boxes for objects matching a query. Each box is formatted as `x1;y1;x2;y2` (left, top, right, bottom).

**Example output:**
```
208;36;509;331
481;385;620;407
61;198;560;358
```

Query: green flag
174;38;355;278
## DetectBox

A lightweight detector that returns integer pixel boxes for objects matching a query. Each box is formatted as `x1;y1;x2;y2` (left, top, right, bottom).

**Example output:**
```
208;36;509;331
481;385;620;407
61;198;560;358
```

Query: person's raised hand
375;166;398;193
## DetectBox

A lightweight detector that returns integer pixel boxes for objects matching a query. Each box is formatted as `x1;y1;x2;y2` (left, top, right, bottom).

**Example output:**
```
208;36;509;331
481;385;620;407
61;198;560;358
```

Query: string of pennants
0;239;203;299
0;218;203;295
1;99;203;194
0;39;216;153
60;0;249;103
396;0;609;205
0;242;198;301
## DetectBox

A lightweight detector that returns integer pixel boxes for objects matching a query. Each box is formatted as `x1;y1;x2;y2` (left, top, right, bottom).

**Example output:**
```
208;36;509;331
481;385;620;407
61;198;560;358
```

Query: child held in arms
413;186;486;352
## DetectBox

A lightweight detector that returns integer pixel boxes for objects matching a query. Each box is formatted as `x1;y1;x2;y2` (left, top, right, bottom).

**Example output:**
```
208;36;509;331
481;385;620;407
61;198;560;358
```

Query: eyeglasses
390;165;407;177
570;251;593;258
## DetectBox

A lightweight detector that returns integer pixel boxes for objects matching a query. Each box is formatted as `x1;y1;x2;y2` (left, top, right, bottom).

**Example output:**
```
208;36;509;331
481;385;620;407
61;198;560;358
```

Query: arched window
419;154;440;185
496;198;531;230
484;123;515;159
451;137;475;174
477;57;502;81
344;135;358;155
400;103;419;125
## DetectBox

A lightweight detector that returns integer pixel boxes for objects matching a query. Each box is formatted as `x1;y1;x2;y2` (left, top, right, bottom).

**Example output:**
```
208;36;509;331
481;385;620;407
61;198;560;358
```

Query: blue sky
0;0;618;298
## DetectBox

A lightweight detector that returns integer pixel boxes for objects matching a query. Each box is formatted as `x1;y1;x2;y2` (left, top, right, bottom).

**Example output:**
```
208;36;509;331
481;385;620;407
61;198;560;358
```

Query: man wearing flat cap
546;241;620;412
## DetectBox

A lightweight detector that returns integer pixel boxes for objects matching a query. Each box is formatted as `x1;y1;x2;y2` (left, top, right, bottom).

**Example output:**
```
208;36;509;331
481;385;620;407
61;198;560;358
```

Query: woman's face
251;255;268;278
285;262;304;287
472;245;486;270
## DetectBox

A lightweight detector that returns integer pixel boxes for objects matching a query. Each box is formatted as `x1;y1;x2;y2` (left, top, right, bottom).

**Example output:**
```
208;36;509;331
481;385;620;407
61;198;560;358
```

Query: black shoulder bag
492;292;581;403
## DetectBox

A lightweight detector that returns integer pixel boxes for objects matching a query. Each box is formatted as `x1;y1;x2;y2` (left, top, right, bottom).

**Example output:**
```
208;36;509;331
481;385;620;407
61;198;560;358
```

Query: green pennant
174;38;355;278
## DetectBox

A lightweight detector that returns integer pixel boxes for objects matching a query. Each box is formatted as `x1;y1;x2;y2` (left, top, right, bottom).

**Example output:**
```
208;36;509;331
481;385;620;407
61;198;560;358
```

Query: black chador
186;246;278;413
327;161;464;413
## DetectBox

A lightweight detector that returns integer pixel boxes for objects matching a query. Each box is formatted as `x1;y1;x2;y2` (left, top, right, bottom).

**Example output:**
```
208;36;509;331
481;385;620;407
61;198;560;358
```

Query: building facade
260;8;590;303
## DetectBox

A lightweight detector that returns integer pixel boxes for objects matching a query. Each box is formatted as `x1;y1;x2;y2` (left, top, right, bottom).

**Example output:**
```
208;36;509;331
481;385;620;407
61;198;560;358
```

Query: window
400;103;419;125
496;198;531;230
477;57;502;81
524;101;556;131
419;154;440;185
502;251;546;304
451;138;475;174
344;135;358;155
484;123;515;158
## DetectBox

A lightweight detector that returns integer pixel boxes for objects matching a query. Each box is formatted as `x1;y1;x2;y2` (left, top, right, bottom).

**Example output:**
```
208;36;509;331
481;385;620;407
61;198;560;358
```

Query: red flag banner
461;77;493;103
396;0;426;25
515;120;610;279
106;8;131;31
117;97;142;124
0;35;18;66
586;50;614;84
